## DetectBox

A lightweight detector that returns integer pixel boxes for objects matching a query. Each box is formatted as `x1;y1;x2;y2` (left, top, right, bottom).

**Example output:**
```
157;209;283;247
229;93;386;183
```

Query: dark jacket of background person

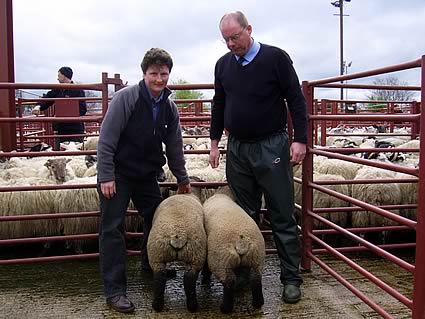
39;86;87;134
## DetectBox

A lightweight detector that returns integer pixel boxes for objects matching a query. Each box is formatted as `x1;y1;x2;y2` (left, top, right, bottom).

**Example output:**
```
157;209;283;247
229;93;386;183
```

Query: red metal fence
301;55;424;319
0;58;423;318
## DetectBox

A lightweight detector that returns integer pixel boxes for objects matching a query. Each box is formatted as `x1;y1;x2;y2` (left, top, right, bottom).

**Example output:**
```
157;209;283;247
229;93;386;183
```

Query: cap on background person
58;66;73;80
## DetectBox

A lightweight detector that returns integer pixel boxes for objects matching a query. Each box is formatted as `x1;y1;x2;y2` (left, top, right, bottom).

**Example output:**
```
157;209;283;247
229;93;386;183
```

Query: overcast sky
12;0;425;100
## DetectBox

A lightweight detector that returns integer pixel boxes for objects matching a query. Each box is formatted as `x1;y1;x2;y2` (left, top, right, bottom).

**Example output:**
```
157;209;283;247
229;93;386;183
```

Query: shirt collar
146;86;164;104
236;39;261;63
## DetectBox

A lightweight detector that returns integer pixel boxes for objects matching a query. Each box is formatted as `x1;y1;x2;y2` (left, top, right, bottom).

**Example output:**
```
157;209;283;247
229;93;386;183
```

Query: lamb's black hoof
152;298;164;312
252;295;264;308
187;299;199;312
220;303;233;314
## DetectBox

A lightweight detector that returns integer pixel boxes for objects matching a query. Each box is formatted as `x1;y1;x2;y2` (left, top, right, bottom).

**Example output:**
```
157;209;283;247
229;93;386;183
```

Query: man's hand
100;181;116;199
32;105;41;115
209;139;220;168
177;183;191;194
290;142;306;164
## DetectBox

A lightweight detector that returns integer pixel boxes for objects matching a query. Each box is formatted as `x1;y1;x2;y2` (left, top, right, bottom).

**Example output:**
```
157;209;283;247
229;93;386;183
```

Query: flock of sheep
0;124;420;312
294;125;419;241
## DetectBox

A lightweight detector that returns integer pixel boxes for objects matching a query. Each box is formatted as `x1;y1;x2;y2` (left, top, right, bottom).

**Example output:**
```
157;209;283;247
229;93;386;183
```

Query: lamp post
331;0;351;100
344;60;352;99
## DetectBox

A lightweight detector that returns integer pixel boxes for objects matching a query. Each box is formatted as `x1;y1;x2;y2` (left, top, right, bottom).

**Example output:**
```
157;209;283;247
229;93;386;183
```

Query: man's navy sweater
210;44;307;143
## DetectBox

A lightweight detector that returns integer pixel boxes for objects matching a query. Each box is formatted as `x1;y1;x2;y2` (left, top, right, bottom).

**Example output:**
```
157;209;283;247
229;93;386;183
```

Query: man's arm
277;50;307;145
33;90;57;114
209;61;225;168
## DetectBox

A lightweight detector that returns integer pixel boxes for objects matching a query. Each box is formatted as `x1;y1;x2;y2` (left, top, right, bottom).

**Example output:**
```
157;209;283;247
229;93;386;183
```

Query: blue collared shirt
146;89;164;122
236;39;261;66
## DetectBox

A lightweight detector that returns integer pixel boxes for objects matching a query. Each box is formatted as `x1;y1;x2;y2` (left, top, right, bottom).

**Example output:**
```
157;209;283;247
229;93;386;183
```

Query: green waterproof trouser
226;131;303;286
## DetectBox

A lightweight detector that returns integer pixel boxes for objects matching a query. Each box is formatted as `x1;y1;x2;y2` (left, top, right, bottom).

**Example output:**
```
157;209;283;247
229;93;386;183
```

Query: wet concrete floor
0;252;413;319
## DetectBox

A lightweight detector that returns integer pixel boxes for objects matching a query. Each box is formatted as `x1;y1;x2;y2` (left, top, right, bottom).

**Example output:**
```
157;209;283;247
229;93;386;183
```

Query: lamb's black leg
250;270;264;308
220;270;236;313
184;270;199;312
152;269;167;311
201;261;212;284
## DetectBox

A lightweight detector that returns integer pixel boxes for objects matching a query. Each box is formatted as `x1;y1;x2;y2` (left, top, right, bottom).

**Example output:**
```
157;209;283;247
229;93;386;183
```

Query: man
32;66;87;150
209;11;307;304
97;48;191;313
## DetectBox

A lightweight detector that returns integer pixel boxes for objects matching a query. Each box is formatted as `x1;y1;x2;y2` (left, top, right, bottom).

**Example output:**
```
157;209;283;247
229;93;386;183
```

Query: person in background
97;48;191;314
32;66;87;150
209;11;307;304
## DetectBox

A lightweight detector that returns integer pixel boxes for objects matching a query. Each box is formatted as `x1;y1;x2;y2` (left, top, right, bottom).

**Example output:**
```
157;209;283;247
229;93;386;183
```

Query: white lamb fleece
351;167;401;229
147;193;207;312
66;156;89;178
203;187;265;313
294;173;350;229
83;136;99;150
0;177;57;240
315;158;362;181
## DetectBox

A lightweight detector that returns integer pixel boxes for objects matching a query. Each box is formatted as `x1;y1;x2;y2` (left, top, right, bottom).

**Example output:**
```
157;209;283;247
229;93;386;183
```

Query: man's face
220;19;252;57
143;65;170;98
57;72;67;83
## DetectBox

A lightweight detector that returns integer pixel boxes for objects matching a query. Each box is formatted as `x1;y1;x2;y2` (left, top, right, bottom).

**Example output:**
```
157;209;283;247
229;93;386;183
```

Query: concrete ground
0;252;413;318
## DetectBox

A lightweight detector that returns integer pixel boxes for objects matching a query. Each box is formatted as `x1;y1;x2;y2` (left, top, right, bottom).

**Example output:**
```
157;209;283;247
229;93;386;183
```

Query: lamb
315;158;362;196
67;156;90;178
59;141;83;151
82;136;99;150
43;157;76;183
202;186;265;313
294;173;350;229
351;167;402;243
0;178;58;240
54;176;99;253
394;171;417;221
147;193;207;312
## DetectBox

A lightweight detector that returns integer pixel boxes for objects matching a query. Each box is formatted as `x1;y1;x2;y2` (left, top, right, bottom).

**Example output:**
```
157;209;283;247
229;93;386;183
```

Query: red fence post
301;81;314;271
412;55;425;319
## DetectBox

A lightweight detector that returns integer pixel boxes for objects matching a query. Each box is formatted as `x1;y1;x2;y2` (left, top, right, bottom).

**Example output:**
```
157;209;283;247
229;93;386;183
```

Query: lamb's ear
66;158;72;163
45;159;52;168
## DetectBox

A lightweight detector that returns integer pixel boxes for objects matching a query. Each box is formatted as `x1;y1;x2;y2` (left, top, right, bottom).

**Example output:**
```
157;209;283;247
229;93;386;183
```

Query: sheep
43;158;76;183
351;167;402;243
396;139;420;161
315;158;362;181
0;166;40;180
202;187;265;313
83;136;99;150
59;141;83;151
294;173;350;229
82;163;97;177
315;158;362;196
53;176;98;253
394;171;417;221
29;143;52;152
67;156;90;178
396;139;420;150
147;193;207;312
0;178;58;240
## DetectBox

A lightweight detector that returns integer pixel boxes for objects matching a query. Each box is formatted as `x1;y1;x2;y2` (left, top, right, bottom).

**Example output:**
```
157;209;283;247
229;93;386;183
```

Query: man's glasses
222;28;246;44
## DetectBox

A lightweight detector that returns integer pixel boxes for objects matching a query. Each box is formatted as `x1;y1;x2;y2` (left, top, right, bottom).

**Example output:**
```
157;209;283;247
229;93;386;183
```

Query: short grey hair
219;11;249;28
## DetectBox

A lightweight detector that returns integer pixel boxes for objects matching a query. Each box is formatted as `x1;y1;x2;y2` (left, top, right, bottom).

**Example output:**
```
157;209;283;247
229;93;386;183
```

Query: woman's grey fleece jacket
97;80;189;185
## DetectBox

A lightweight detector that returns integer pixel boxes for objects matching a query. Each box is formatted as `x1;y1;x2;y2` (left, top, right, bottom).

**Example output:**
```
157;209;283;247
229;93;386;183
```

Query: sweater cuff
177;176;190;186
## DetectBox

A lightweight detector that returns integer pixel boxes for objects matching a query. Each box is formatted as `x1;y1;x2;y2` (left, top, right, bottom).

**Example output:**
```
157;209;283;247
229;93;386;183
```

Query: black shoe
107;295;135;313
282;285;301;304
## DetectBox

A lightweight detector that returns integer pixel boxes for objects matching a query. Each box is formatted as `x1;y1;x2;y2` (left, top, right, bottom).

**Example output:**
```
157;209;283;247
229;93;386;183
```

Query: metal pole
340;0;344;101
